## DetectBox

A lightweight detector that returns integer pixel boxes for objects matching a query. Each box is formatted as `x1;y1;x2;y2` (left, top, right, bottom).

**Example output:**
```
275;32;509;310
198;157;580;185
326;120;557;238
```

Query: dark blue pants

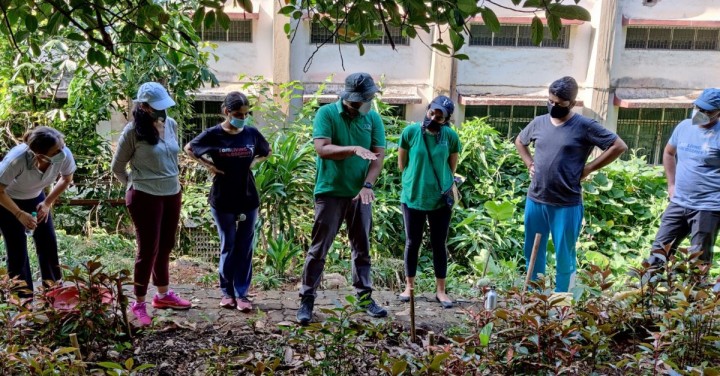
0;193;61;297
211;207;258;299
401;203;452;279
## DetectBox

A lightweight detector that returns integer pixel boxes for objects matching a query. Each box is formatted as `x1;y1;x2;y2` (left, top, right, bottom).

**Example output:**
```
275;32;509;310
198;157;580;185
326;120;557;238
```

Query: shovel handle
524;233;543;292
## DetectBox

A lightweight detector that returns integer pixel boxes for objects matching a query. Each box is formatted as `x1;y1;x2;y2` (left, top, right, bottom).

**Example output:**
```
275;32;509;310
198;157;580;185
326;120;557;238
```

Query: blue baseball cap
694;88;720;112
429;95;455;118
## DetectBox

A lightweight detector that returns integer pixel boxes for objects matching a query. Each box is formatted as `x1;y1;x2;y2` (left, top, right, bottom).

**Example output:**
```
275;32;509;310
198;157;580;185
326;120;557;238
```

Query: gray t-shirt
110;118;181;196
518;114;618;206
668;119;720;211
0;144;77;200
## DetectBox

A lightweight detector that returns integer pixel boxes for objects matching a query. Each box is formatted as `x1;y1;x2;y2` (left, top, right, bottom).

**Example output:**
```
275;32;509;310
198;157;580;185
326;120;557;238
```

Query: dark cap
694;88;720;111
429;95;455;118
340;73;379;103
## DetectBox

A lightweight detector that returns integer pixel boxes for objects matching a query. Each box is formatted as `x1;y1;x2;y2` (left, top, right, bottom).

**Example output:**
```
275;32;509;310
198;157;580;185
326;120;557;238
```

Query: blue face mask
229;117;247;128
49;149;66;164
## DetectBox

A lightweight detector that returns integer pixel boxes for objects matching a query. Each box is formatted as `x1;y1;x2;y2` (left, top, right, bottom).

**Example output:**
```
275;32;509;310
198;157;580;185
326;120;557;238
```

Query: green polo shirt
313;100;386;197
399;123;461;210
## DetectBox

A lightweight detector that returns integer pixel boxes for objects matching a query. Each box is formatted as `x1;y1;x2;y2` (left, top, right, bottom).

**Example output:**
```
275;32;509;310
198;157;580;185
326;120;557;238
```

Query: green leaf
391;360;407;376
531;16;543;45
512;0;522;5
217;11;230;30
279;5;296;15
483;201;514;222
357;41;365;56
452;53;469;60
449;29;464;52
457;0;478;14
25;14;38;32
584;250;610;268
97;362;123;370
239;0;253;13
479;322;493;346
479;7;500;33
30;41;40;56
546;14;561;40
431;43;450;54
547;4;592;21
204;10;216;30
192;7;205;29
429;353;450;371
523;0;543;8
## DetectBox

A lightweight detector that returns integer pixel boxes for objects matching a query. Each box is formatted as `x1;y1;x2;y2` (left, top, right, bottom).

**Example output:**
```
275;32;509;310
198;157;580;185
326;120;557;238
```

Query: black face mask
423;118;442;131
152;109;167;122
548;103;571;119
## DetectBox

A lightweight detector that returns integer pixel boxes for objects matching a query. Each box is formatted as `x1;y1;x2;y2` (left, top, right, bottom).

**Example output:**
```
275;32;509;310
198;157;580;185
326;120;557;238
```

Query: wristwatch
363;182;373;189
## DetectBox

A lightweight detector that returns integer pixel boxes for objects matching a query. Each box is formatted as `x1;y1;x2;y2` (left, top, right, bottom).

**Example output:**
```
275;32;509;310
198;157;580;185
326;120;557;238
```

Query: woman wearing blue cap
184;91;271;312
397;95;462;308
0;126;75;299
112;82;191;326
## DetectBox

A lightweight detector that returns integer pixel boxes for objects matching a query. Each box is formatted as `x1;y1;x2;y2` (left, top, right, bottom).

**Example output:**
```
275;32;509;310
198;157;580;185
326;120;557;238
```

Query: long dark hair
23;126;64;154
133;105;159;145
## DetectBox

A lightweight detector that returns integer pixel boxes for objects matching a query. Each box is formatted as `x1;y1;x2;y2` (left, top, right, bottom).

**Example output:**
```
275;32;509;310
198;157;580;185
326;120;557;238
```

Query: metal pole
524;233;543;292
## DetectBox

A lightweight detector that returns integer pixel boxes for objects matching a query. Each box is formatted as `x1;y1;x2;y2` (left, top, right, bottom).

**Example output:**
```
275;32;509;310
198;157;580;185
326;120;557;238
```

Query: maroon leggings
126;188;182;297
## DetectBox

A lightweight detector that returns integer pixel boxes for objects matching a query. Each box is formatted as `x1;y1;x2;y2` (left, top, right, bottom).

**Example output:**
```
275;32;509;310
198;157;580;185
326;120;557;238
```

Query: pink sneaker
219;296;236;308
152;290;191;310
237;297;252;313
131;302;152;326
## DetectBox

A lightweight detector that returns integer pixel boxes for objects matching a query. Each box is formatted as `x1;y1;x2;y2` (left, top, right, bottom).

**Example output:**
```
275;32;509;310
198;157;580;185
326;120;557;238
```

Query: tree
278;0;591;65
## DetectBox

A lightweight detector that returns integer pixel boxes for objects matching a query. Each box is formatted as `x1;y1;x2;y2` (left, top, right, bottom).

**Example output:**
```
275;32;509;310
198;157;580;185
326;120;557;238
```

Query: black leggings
402;203;452;279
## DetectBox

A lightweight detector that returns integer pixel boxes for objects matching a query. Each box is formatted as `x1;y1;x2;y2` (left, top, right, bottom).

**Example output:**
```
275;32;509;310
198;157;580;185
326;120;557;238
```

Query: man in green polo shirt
297;73;388;325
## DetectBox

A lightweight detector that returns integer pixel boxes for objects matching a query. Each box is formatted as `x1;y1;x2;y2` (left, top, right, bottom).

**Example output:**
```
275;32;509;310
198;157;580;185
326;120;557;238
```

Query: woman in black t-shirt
184;91;271;312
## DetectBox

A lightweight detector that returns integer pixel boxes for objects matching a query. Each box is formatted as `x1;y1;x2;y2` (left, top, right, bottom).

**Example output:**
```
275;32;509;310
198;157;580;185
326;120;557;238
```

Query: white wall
456;1;598;98
612;0;720;92
204;0;275;82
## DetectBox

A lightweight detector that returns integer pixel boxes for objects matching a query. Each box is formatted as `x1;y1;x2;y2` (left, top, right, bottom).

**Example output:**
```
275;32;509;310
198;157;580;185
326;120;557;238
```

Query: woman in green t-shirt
397;96;461;309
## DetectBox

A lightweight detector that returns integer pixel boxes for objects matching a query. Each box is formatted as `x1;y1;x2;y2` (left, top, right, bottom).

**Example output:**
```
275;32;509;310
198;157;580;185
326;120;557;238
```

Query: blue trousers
211;207;258;299
523;198;583;292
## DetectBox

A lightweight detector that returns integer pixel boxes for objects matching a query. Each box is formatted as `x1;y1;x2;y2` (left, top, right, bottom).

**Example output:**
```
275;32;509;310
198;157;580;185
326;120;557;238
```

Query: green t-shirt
313;100;386;197
399;123;461;210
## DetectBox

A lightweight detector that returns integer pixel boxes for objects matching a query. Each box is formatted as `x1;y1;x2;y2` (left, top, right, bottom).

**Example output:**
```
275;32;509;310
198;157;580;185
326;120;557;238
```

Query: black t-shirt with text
189;124;271;213
517;114;617;206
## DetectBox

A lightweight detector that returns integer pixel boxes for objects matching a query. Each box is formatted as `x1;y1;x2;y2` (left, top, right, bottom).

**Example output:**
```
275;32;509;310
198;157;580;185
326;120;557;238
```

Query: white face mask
692;109;713;126
358;101;372;116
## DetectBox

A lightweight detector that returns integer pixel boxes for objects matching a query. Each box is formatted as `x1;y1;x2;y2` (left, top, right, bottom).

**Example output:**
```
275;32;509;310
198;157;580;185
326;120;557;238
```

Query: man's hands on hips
353;187;375;205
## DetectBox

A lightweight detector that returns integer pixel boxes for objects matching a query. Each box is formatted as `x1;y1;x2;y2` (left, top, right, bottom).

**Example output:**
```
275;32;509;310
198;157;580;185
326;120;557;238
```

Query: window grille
310;22;409;45
465;105;549;138
616;107;692;164
468;24;570;48
180;101;225;146
200;20;252;42
625;26;719;50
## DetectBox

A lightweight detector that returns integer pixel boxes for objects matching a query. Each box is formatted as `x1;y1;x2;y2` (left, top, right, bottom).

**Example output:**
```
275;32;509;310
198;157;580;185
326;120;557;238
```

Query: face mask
358;101;372;116
49;149;66;164
229;117;247;128
692;109;713;126
423;118;442;131
152;109;167;122
548;103;571;119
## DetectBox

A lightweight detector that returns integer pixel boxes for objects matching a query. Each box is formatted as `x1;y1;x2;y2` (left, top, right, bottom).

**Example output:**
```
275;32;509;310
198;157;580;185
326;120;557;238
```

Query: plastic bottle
484;285;498;310
25;211;37;236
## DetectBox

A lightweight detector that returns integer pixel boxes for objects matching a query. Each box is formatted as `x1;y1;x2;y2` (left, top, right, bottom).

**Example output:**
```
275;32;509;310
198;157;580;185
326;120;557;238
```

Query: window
385;104;406;119
469;24;570;48
625;27;719;50
465;105;549;138
310;22;409;45
180;101;225;146
616;107;691;164
199;20;252;42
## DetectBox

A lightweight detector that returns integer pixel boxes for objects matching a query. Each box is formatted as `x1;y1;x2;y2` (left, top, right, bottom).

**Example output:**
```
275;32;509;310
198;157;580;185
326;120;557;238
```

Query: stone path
138;284;483;332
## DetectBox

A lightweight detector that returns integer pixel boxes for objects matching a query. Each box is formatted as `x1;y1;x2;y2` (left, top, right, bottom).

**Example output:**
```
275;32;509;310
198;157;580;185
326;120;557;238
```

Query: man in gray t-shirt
515;76;627;292
648;89;720;283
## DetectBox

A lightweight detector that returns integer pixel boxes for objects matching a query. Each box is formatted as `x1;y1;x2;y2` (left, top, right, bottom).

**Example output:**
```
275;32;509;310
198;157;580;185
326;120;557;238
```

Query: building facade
129;0;720;164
